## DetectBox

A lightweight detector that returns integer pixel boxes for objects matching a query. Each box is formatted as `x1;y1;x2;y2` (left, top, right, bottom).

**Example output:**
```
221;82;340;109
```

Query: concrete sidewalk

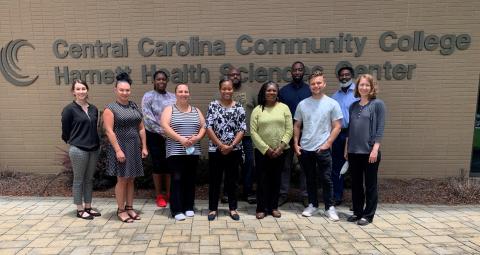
0;197;479;255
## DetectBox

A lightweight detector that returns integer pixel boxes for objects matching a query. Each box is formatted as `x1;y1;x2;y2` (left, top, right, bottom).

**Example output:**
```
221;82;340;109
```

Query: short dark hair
153;70;169;81
71;79;88;91
257;81;279;111
292;61;305;69
115;72;132;86
337;66;355;77
218;77;232;89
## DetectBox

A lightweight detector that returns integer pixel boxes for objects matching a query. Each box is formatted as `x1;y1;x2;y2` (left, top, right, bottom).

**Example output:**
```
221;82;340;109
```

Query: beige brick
270;240;293;252
220;241;250;249
200;235;220;246
422;235;459;244
28;247;64;254
241;248;274;255
249;241;271;249
89;238;121;246
114;244;149;253
178;242;199;253
200;245;220;254
145;247;168;255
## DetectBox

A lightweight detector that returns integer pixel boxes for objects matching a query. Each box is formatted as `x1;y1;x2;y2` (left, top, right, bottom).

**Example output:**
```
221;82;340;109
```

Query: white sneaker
185;210;195;217
174;213;186;221
325;206;339;222
302;204;319;217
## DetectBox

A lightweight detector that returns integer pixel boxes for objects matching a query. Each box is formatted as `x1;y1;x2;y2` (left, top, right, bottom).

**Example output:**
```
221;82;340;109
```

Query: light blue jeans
69;146;100;205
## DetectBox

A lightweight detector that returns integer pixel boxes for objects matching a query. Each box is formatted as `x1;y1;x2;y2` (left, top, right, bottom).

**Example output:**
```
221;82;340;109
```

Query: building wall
0;0;479;178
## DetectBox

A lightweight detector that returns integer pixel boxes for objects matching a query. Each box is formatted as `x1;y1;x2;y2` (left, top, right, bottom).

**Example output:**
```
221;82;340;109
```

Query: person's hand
116;150;126;163
188;135;198;145
180;136;192;147
344;150;348;160
265;148;275;158
369;149;378;163
141;148;148;159
272;146;283;158
293;144;302;156
220;144;233;155
318;142;331;152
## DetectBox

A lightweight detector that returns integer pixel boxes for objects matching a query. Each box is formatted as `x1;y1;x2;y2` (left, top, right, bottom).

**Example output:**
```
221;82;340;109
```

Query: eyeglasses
229;73;240;77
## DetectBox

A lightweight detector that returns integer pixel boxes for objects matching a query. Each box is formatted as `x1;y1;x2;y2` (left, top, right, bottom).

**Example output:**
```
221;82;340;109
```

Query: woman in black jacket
61;79;101;220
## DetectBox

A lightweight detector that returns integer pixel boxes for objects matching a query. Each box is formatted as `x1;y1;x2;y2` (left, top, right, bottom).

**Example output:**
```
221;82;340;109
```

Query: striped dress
166;104;202;157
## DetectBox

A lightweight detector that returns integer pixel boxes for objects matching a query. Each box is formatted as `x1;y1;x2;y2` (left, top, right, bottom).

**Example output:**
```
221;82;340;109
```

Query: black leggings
168;155;198;216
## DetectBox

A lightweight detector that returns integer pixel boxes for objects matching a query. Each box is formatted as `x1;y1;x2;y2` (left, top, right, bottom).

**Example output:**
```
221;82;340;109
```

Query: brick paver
0;197;479;254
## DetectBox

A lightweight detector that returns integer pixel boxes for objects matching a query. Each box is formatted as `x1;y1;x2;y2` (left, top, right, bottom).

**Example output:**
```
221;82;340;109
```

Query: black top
61;101;100;151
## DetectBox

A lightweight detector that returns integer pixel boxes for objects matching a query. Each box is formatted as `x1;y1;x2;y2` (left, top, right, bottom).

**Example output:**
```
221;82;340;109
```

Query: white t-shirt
294;95;343;151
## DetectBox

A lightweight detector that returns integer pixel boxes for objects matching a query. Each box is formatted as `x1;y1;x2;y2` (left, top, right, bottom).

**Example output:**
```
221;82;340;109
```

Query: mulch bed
1;172;479;204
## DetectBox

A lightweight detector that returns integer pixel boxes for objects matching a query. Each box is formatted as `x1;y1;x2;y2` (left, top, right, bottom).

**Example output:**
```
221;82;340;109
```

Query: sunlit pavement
0;196;479;254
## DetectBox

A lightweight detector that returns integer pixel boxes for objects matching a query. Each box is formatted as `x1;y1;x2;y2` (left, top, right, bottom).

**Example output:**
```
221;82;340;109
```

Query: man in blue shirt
331;66;359;205
278;61;311;206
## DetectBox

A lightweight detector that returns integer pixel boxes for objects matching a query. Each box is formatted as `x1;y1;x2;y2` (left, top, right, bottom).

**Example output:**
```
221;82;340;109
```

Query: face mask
340;80;352;88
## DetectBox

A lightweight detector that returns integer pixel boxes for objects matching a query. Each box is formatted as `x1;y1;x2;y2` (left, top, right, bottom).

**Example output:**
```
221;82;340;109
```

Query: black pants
298;149;334;210
209;150;241;211
348;152;381;222
255;149;285;213
168;155;198;216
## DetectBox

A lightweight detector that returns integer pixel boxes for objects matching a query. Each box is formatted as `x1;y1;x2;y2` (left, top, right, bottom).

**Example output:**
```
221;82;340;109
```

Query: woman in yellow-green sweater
251;81;293;219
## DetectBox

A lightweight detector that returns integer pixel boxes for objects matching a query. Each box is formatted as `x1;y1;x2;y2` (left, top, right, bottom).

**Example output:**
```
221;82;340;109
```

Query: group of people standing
61;61;386;226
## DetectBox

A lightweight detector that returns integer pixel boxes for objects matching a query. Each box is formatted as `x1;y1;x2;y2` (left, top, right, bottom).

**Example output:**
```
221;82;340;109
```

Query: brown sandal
271;210;281;218
125;205;141;220
117;208;133;223
256;212;265;219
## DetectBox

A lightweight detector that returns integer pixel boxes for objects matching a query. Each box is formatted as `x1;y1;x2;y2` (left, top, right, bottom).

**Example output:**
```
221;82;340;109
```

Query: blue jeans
331;131;348;202
298;149;334;210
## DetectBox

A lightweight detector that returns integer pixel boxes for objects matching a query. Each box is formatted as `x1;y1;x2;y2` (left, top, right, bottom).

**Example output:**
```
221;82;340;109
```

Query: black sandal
229;210;240;221
117;208;134;223
85;208;101;217
207;211;217;221
76;210;93;220
125;205;141;220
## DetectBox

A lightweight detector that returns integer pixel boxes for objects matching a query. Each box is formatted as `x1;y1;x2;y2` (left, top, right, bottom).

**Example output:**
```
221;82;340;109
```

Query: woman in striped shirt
161;84;206;221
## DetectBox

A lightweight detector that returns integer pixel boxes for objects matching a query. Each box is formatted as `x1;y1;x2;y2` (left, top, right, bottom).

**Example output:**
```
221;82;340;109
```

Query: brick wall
0;0;479;178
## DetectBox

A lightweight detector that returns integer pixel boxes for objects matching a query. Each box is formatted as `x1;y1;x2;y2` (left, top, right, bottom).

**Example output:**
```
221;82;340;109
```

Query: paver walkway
0;196;479;254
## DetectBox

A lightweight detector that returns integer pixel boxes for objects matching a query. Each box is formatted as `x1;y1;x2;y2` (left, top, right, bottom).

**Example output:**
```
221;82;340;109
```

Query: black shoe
247;194;256;204
334;200;342;206
278;195;288;206
357;218;370;226
347;215;359;222
221;195;228;204
207;211;217;221
229;210;240;221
